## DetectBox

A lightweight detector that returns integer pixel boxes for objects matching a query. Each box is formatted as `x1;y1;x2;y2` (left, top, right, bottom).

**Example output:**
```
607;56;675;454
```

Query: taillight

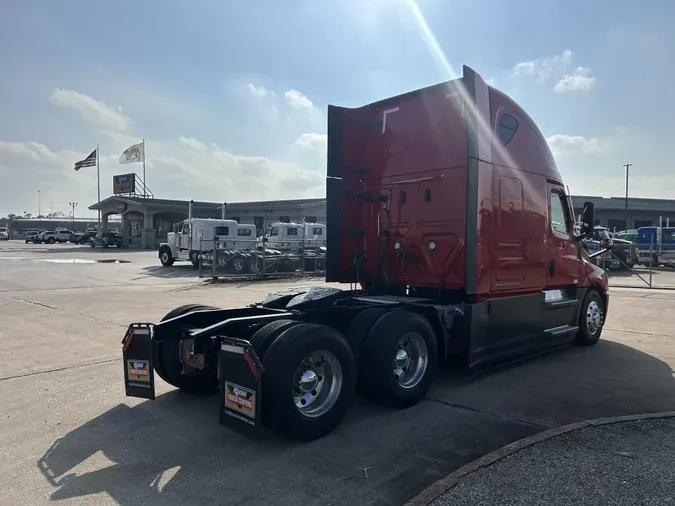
600;240;609;248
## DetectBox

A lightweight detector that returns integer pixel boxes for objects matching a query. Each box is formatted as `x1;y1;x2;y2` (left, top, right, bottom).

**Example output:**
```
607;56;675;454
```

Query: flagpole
97;144;101;226
142;138;146;198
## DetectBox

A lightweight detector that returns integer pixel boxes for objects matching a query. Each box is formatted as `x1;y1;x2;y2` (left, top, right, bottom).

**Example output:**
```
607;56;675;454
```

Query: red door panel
546;184;580;288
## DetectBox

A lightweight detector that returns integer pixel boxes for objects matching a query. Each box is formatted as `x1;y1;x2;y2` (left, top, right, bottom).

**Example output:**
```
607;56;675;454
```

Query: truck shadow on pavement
139;265;202;279
24;245;140;255
37;340;675;506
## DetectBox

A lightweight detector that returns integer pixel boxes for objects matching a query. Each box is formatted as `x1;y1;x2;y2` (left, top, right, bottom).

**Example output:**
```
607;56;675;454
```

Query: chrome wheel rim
586;300;603;336
161;252;169;263
393;333;428;389
234;258;244;271
251;258;262;274
292;350;343;418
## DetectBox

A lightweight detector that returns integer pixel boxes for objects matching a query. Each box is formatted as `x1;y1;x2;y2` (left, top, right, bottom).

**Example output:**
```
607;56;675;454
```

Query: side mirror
577;201;595;239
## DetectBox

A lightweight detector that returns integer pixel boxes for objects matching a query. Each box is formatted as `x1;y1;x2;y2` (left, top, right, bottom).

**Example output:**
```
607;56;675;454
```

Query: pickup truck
40;230;75;244
91;231;123;248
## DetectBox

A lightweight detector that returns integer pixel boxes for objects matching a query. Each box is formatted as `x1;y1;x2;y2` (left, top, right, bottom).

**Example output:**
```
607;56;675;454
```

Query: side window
215;226;230;236
237;228;252;236
550;191;570;235
270;227;279;237
497;114;518;146
312;227;323;236
663;230;675;242
287;227;298;236
182;223;190;235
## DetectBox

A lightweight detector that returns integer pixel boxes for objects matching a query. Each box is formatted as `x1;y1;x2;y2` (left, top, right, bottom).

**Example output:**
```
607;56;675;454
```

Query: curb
405;411;675;506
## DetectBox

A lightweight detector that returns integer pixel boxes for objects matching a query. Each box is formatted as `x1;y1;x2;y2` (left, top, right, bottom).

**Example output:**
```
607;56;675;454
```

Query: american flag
74;149;97;171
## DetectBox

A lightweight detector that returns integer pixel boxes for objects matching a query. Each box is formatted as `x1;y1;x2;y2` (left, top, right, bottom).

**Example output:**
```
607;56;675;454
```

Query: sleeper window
497;114;518;146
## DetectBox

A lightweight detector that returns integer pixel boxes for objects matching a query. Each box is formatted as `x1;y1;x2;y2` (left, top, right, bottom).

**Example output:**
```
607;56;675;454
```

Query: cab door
546;184;580;288
180;222;191;251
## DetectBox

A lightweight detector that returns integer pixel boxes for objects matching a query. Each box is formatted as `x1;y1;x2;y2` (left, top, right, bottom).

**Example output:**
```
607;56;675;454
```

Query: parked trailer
122;65;609;441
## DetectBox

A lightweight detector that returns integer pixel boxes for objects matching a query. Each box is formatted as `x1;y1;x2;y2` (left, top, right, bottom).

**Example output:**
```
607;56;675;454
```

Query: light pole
69;202;78;227
37;189;41;217
623;163;632;231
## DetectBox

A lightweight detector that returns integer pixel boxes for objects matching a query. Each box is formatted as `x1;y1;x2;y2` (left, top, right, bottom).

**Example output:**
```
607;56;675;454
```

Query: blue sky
1;0;674;216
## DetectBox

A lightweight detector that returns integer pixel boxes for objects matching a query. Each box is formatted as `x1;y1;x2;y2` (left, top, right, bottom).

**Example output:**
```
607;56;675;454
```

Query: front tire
576;289;604;346
261;323;356;441
159;248;174;266
357;310;438;408
47;237;55;244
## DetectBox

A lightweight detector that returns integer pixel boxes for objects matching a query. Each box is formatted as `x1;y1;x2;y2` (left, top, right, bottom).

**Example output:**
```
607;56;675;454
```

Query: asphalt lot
1;241;674;505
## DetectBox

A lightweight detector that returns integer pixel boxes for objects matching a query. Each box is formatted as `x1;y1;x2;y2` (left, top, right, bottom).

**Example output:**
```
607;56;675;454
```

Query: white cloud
0;141;60;162
0;134;326;216
513;50;595;92
294;133;327;152
0;78;331;215
285;89;313;108
554;68;596;92
0;141;96;216
49;89;134;131
247;83;274;98
547;134;602;158
179;136;208;151
514;49;573;81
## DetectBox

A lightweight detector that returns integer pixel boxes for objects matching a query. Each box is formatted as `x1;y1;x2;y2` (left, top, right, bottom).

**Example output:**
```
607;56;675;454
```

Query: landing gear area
123;285;606;441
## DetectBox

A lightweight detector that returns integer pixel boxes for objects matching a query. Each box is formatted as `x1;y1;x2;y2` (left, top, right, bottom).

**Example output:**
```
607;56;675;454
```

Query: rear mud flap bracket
218;336;264;440
122;323;156;400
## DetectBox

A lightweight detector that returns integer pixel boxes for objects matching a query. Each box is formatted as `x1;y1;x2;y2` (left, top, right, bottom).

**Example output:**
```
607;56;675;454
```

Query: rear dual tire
251;320;357;441
153;304;219;395
350;310;439;408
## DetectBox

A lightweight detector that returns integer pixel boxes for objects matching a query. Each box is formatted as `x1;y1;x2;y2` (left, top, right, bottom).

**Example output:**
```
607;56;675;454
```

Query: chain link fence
601;239;675;289
196;223;326;281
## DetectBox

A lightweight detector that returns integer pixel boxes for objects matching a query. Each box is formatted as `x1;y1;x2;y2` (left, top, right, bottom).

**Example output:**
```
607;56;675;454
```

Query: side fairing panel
327;79;469;288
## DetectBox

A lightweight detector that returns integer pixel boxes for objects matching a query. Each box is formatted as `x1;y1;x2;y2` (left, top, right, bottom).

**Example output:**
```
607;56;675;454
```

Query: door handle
549;260;556;277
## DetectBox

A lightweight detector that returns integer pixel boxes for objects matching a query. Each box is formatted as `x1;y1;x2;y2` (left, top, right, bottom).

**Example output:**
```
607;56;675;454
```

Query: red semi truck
121;65;608;441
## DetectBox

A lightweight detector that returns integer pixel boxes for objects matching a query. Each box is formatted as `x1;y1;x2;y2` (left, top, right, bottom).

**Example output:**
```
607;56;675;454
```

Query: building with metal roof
571;195;675;232
89;196;326;249
74;192;675;249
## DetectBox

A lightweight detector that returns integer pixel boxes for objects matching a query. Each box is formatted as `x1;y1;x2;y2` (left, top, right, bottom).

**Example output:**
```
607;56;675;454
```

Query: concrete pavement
1;241;674;505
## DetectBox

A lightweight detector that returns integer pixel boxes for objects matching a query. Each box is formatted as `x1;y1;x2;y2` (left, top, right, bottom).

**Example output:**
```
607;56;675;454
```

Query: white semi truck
158;218;258;273
260;222;326;250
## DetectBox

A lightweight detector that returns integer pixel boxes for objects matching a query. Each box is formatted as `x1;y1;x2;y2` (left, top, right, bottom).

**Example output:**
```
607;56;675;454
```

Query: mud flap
122;323;156;400
218;336;264;440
